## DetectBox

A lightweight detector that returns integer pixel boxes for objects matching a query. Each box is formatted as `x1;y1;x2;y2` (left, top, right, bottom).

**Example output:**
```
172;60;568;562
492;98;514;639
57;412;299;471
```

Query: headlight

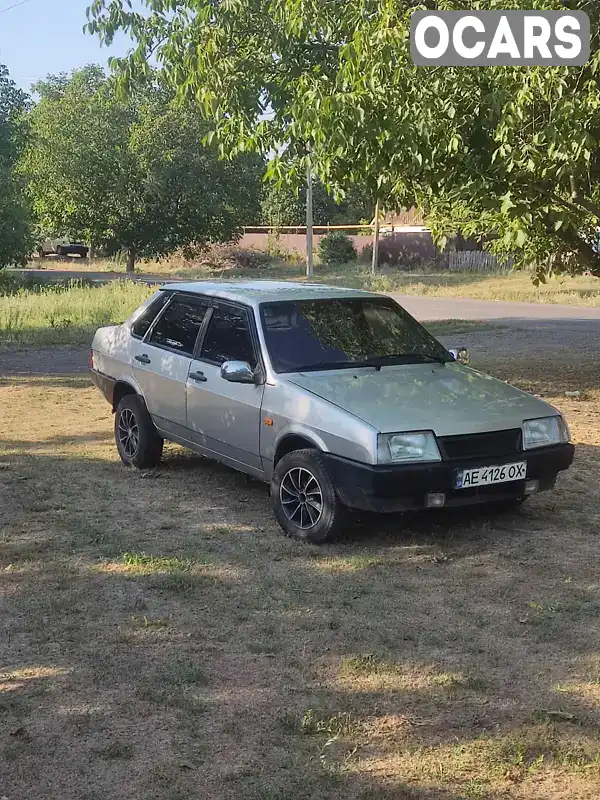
377;431;442;464
523;416;570;450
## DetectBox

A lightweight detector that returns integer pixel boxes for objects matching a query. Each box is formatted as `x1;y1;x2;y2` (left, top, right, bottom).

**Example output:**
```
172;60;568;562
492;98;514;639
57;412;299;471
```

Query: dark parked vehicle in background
38;238;89;258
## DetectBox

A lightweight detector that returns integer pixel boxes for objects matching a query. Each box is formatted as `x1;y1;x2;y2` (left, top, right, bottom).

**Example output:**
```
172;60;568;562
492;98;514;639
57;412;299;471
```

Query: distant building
372;208;429;235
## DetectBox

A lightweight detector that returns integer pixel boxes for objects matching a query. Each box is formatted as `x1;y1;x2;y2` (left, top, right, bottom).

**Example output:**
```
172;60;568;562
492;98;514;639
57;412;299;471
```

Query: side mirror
449;347;469;365
220;360;256;384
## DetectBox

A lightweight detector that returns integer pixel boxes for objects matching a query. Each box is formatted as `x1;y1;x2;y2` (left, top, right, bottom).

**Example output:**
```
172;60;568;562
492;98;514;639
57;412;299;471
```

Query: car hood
287;362;557;436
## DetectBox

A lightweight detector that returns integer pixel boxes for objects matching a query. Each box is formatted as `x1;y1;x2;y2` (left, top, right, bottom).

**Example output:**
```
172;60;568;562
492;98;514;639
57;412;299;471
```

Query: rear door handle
189;371;207;383
135;354;151;364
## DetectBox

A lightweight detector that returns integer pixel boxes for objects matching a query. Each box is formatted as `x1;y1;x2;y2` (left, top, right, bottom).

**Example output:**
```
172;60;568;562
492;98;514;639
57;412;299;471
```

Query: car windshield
260;297;450;373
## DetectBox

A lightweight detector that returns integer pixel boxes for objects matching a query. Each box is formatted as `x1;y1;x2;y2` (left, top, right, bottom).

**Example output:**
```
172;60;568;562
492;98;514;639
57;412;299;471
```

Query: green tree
22;65;264;272
0;64;32;268
87;0;600;277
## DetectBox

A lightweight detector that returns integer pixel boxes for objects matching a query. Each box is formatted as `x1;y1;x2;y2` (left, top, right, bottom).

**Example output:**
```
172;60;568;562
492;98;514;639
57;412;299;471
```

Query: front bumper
323;443;575;513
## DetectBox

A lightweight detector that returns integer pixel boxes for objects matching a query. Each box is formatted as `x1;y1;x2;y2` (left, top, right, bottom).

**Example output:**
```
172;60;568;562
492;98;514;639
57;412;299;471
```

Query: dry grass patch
23;256;600;306
1;347;600;798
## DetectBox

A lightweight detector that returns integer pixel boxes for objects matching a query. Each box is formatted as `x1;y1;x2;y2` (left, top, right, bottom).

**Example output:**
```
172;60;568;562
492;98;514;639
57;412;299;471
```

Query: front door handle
189;371;207;383
135;354;151;364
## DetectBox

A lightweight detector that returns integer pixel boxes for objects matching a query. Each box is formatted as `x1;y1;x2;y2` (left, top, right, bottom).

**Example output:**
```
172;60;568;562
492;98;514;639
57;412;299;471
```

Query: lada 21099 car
90;281;574;543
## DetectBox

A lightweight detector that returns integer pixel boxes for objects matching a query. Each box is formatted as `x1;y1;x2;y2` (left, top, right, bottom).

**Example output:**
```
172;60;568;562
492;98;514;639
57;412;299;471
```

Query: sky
0;0;131;93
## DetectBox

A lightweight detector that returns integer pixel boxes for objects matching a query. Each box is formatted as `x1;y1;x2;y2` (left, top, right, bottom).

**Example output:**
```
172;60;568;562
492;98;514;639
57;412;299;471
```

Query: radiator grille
439;429;522;461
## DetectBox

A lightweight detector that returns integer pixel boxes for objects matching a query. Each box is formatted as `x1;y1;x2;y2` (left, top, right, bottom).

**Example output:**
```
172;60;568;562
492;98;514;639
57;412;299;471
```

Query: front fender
261;424;330;481
275;423;331;454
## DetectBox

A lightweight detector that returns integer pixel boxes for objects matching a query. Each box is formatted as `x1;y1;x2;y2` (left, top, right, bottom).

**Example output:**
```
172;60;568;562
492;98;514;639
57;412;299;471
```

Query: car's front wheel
271;449;348;543
114;394;163;468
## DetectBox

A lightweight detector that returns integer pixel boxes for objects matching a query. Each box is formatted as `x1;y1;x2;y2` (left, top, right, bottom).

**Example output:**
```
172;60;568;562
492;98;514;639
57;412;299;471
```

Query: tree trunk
371;198;380;274
306;158;314;278
88;242;94;263
126;247;136;274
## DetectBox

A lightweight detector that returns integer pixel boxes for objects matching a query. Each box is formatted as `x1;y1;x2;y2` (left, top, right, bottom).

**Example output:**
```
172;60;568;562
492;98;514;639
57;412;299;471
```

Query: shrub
318;232;357;265
168;243;273;272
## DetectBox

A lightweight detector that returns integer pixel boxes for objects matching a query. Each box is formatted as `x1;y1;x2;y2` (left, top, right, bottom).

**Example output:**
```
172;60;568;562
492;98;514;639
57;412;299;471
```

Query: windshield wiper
358;353;448;369
397;352;448;364
283;353;447;373
287;361;354;373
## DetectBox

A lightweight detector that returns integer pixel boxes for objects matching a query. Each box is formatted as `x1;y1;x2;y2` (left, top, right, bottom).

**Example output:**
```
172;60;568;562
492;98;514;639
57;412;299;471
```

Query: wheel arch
112;380;139;413
273;429;327;467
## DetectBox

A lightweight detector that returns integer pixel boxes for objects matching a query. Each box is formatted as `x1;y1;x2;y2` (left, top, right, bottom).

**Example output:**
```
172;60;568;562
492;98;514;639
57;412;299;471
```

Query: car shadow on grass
1;437;599;799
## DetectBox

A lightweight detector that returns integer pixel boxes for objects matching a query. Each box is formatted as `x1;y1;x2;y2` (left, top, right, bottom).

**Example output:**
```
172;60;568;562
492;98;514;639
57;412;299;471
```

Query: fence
239;228;436;263
443;250;514;272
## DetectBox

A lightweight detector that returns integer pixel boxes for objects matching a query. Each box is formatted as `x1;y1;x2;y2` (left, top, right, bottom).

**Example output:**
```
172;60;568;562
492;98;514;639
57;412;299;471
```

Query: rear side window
148;297;209;355
131;292;170;339
200;305;257;367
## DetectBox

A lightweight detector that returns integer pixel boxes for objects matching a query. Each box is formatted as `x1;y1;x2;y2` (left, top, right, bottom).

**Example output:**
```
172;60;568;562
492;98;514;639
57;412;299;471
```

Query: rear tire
114;394;163;468
271;449;348;543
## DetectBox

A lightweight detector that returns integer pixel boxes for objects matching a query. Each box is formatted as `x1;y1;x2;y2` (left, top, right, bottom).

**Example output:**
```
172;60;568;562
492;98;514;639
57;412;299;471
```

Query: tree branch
570;175;600;221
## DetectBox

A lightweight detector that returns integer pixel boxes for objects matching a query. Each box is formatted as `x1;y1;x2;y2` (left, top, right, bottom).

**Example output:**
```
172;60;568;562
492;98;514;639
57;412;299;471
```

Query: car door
133;294;211;434
186;301;264;472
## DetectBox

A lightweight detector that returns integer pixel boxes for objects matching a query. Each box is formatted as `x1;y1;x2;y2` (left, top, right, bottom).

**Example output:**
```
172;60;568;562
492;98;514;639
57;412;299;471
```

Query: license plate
455;461;526;489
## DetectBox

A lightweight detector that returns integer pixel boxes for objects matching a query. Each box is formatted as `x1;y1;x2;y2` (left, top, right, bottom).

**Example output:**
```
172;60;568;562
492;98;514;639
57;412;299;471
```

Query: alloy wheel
117;408;139;458
280;467;324;530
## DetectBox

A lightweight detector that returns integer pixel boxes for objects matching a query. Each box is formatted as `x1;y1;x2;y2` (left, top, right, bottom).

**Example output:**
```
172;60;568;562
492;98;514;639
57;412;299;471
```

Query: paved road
11;267;600;327
3;269;600;377
392;293;600;326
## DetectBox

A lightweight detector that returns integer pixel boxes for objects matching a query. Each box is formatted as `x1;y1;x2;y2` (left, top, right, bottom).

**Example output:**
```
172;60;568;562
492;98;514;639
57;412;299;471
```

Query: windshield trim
259;297;451;375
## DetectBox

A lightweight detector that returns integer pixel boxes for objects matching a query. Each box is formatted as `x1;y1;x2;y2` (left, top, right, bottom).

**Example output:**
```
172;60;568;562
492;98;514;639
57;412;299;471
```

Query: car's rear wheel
114;394;163;468
271;449;348;543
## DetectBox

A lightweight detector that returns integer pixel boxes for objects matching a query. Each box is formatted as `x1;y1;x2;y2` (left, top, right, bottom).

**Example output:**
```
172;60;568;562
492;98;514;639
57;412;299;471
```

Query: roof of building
379;208;425;226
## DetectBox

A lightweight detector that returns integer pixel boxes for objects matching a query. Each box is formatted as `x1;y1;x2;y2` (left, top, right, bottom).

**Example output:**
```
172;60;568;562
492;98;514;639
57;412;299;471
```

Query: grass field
1;346;600;798
0;275;486;349
25;254;600;306
0;279;156;349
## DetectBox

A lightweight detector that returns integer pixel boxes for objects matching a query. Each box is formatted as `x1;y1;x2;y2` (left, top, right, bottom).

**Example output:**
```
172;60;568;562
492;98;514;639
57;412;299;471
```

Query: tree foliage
22;65;264;270
0;64;33;268
87;0;600;277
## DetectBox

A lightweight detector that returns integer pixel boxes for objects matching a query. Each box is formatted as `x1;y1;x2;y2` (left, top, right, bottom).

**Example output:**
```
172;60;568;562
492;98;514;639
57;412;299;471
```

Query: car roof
159;280;382;308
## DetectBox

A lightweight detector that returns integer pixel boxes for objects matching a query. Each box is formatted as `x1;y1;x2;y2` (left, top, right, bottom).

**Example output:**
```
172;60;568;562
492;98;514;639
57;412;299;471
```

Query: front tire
114;394;163;468
271;449;348;543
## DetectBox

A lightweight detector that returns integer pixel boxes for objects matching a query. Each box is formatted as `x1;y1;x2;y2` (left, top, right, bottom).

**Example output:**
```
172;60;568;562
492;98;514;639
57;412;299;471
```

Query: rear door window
148;296;210;355
131;292;170;339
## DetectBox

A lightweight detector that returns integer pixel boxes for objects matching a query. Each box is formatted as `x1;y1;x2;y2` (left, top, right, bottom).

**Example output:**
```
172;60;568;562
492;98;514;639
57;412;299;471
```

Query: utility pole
371;198;380;275
306;155;314;278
